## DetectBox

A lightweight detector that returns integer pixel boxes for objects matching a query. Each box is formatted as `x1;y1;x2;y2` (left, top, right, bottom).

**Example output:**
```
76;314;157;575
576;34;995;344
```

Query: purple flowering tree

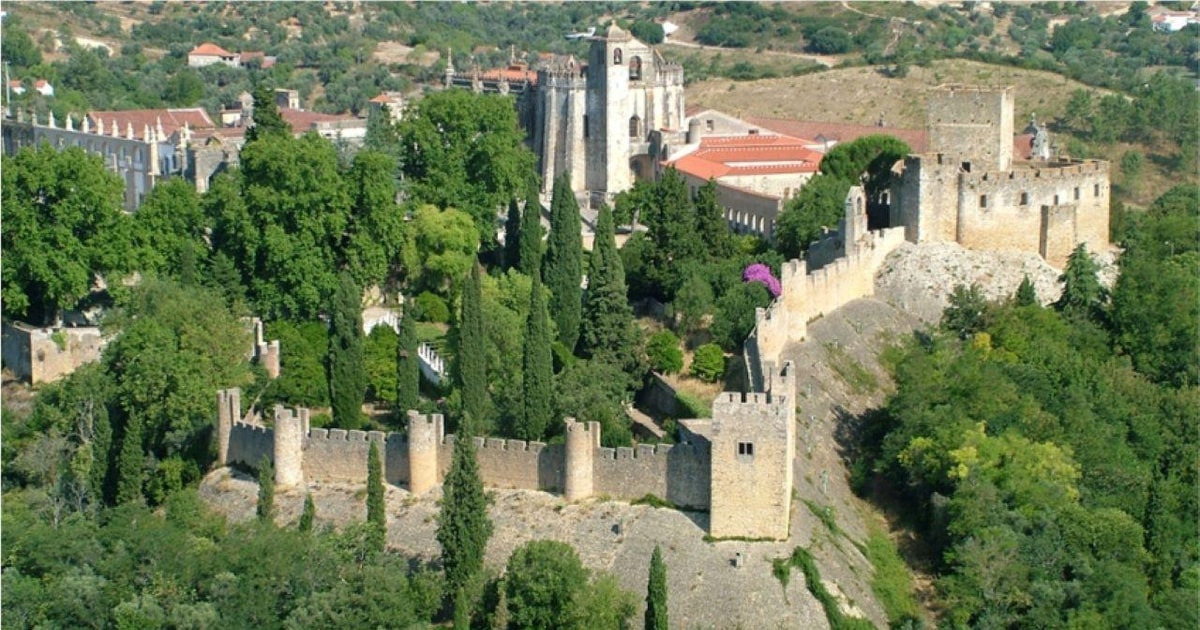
742;263;781;298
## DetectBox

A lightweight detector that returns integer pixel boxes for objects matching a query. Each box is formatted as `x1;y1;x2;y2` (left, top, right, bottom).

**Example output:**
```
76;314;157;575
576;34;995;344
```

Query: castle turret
564;418;599;500
273;405;305;488
216;387;241;466
407;410;444;494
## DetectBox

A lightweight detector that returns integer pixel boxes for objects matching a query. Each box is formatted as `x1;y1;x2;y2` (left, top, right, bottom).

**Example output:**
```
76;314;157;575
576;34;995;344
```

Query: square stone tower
926;84;1014;171
709;362;796;540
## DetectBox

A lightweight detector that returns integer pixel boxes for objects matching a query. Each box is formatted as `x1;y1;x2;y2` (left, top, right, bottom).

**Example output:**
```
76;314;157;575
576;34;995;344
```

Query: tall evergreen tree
544;173;583;350
644;168;704;298
580;203;636;368
458;263;489;434
245;84;291;142
299;493;316;532
328;272;366;429
90;409;113;507
521;274;554;441
504;197;522;271
367;440;385;551
1055;244;1106;321
693;179;734;261
1015;275;1039;307
396;302;420;413
645;545;669;630
115;416;144;505
520;186;545;278
256;455;275;523
437;418;493;602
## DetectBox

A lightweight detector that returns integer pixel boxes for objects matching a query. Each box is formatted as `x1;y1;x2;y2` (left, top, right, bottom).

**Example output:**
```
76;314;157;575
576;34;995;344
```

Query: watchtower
926;84;1014;171
407;411;444;494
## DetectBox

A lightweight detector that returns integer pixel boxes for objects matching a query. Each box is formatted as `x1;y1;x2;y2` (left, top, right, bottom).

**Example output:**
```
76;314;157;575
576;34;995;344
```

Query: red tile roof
669;133;824;181
87;108;216;137
34;79;50;88
477;66;538;85
190;42;236;57
280;108;357;129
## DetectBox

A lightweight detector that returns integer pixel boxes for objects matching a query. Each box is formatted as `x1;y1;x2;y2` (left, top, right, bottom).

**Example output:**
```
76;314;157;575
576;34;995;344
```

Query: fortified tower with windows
533;24;685;206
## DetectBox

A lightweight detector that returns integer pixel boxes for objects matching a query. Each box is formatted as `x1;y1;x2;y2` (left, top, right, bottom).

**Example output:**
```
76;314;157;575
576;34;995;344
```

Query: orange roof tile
669;133;824;181
87;108;216;137
189;42;236;57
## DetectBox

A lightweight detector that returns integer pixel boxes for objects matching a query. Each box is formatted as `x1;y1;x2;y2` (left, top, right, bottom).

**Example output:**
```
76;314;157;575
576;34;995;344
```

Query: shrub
674;391;711;418
691;344;725;382
414;291;450;323
646;330;683;374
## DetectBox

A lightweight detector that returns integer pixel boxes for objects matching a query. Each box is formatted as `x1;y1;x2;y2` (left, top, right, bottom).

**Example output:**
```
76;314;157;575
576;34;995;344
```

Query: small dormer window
613;48;622;65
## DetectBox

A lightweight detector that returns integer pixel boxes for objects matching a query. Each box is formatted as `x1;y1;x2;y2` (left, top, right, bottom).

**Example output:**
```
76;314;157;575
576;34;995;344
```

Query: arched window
613;48;622;65
629;115;641;138
629;56;642;80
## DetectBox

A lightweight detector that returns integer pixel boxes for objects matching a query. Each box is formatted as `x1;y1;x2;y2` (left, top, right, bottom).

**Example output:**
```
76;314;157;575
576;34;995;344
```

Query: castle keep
890;85;1111;267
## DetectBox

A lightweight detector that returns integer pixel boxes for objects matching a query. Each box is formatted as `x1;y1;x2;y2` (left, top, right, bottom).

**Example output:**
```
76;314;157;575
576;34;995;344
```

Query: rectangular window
1054;194;1060;205
705;119;714;131
1020;192;1029;205
979;194;988;209
1094;183;1101;196
1074;187;1080;201
583;114;589;139
737;442;754;457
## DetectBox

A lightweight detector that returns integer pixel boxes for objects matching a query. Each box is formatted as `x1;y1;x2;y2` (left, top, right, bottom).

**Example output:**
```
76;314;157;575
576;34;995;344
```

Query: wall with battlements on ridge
593;441;711;509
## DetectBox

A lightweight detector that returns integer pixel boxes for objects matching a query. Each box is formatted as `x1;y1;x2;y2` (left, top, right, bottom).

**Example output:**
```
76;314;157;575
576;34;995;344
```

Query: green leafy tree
329;272;366;430
266;320;331;408
943;283;992;339
521;274;555;441
436;423;493;601
646;330;684;374
580;204;637;368
115;417;145;505
817;134;910;200
367;440;385;551
299;493;316;532
645;545;669;630
774;175;852;260
672;272;715;337
505;540;590;630
1054;244;1106;322
693;179;735;262
504;198;522;271
402;204;480;296
1015;276;1039;307
630;20;665;44
396;305;420;412
2;145;134;324
396;89;537;244
520;188;545;278
129;177;209;281
345;149;406;288
458;263;490;434
1;16;43;68
710;281;773;351
642;168;704;298
257;455;275;523
544;173;584;351
364;326;399;406
555;360;635;448
691;344;726;383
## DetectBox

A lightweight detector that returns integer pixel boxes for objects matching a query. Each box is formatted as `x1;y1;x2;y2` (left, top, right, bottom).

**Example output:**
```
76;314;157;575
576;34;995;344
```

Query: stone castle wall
593;442;711;510
1;320;109;385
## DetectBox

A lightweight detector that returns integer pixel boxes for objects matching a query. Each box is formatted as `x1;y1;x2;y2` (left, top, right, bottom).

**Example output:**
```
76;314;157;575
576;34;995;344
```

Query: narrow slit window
1020;192;1029;205
979;194;988;209
1074;187;1080;201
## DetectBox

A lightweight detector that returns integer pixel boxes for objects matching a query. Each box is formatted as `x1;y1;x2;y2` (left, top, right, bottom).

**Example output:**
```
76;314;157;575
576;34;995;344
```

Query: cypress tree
1055;243;1106;321
580;203;636;368
396;302;420;413
694;179;734;261
645;545;669;630
246;84;291;142
90;410;112;507
520;182;545;278
1015;275;1039;307
299;493;316;532
544;173;583;350
115;416;144;505
256;455;275;523
437;417;493;601
504;197;522;271
329;272;366;429
521;274;554;441
367;440;385;551
458;263;489;435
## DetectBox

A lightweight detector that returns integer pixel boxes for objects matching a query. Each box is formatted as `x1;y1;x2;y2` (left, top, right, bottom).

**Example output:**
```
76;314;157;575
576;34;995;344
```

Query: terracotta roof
190;42;236;57
9;80;22;88
669;133;824;181
34;79;50;88
369;94;392;104
87;107;216;137
477;65;538;85
280;108;357;129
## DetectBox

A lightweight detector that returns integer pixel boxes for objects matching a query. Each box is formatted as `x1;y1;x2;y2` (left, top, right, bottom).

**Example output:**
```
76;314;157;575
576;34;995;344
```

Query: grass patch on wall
824;343;878;395
803;499;844;539
774;547;876;630
864;524;922;627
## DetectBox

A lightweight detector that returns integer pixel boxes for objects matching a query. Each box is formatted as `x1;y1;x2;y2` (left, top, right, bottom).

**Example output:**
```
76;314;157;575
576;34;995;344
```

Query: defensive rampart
1;319;109;385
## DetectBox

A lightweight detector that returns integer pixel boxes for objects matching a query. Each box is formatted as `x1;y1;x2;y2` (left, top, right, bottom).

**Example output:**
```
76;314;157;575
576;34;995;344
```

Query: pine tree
580;203;636;369
1055;243;1106;321
396;302;420;413
115;417;144;505
458;263;489;435
693;179;734;261
367;440;385;551
299;493;316;532
437;421;493;601
329;272;366;429
256;455;275;523
544;173;583;350
644;168;704;298
246;84;291;142
504;197;522;271
1015;275;1039;307
490;580;510;630
645;545;669;630
520;182;545;278
521;274;554;441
